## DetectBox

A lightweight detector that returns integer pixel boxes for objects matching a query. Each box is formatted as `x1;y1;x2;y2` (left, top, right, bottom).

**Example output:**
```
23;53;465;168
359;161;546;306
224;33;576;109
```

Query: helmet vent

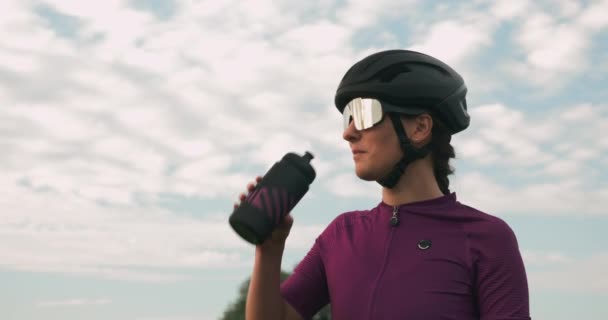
376;63;412;82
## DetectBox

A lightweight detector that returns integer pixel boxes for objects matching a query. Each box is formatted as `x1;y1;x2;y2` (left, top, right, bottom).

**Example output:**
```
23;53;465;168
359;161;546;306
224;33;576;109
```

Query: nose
342;120;361;142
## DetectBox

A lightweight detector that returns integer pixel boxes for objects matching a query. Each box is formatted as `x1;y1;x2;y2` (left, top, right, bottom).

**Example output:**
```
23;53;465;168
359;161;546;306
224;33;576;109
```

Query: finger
256;176;262;183
239;193;247;201
284;214;294;227
277;214;294;230
247;182;256;192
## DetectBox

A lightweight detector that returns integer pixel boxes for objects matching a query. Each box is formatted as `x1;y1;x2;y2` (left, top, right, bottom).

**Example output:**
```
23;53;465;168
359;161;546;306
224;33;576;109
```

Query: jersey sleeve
472;218;531;320
280;237;329;320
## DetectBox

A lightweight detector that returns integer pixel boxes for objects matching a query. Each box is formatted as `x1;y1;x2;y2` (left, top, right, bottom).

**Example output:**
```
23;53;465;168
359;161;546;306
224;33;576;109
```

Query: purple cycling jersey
280;193;530;320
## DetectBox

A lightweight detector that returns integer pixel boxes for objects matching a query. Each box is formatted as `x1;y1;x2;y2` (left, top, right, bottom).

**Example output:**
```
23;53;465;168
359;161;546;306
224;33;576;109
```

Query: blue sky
0;0;607;319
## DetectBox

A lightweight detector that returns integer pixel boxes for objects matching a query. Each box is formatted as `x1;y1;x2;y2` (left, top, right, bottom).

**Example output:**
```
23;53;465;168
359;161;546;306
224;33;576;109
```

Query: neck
381;156;444;206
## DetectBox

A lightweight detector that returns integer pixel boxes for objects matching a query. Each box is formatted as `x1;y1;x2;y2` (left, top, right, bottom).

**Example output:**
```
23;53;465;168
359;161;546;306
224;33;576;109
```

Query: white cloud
42;0;154;57
7;105;100;142
452;102;607;214
517;14;587;72
560;103;597;121
578;0;608;31
277;20;351;55
325;172;380;198
0;48;41;73
37;298;111;307
409;20;493;65
336;0;418;30
250;133;314;167
453;171;607;215
0;185;251;281
454;103;606;177
0;0;606;293
456;104;555;167
524;251;608;293
555;0;582;17
507;1;608;89
0;161;324;282
286;224;327;251
490;0;530;20
523;251;572;266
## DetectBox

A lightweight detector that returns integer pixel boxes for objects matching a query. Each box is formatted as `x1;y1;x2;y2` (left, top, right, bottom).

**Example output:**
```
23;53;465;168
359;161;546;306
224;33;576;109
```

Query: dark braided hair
429;117;456;195
400;114;456;194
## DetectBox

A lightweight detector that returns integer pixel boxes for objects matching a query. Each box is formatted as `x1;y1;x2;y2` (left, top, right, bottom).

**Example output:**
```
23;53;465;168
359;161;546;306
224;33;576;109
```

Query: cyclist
239;50;531;320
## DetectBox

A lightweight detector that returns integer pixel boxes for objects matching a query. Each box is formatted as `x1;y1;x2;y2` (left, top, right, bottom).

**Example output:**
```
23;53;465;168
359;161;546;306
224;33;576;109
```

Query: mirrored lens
343;98;383;130
343;105;353;130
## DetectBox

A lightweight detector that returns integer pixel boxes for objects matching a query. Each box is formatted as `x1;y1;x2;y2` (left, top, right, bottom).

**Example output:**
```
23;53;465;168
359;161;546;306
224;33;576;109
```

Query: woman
237;50;531;320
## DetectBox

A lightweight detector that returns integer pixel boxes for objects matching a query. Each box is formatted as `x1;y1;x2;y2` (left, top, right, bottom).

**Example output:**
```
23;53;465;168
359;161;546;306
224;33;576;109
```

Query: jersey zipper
390;205;399;227
367;205;399;319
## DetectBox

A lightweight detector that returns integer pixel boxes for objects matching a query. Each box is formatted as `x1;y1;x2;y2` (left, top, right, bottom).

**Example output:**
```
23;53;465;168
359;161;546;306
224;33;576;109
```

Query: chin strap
377;113;430;188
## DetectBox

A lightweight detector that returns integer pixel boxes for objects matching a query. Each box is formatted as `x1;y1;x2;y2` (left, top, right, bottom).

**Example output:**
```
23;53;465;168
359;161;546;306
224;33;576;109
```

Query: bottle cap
303;151;314;162
282;151;316;184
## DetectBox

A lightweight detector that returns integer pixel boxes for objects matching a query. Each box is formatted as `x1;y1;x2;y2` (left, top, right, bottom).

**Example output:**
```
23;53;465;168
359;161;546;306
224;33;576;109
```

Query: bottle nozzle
303;151;314;162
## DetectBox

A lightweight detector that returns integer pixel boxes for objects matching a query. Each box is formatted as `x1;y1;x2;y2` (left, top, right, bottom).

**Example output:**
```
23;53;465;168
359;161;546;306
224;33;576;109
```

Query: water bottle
229;151;316;245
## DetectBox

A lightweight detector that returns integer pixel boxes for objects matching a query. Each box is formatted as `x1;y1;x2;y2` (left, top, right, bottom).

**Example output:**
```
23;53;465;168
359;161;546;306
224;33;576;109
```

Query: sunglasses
342;98;425;130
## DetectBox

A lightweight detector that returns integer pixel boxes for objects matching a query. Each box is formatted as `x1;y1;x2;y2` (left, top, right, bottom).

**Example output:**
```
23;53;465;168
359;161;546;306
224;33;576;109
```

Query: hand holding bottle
234;176;294;248
229;151;316;245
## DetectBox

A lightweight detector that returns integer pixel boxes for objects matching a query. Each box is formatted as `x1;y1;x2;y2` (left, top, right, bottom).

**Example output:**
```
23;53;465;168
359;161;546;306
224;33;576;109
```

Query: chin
354;166;381;181
355;159;396;181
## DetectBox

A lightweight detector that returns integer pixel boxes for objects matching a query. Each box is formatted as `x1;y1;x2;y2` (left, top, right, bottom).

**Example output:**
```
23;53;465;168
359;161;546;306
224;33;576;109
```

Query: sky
0;0;607;319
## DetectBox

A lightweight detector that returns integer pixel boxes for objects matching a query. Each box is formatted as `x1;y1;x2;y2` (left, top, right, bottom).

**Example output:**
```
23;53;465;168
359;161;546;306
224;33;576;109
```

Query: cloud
336;0;419;30
451;101;607;216
0;0;353;282
325;172;381;198
36;298;111;307
453;171;608;216
490;0;530;20
0;0;606;291
454;103;606;178
277;20;351;55
0;0;361;205
505;0;608;90
517;13;587;72
409;19;493;66
523;251;608;293
285;224;326;251
578;0;608;31
0;168;249;281
0;168;327;282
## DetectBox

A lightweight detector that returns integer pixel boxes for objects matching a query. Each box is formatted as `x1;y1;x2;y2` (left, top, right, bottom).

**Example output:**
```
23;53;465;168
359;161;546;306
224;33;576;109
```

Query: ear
403;114;433;147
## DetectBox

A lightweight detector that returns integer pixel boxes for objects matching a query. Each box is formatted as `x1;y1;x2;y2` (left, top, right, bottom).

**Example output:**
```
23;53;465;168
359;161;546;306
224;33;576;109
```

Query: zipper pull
390;206;399;227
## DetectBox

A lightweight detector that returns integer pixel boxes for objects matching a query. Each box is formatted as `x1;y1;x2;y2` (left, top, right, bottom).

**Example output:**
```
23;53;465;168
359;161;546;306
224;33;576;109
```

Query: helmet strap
377;113;430;188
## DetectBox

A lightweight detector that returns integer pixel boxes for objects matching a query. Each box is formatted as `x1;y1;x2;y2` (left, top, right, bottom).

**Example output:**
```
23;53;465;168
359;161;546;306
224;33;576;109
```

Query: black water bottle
229;151;316;245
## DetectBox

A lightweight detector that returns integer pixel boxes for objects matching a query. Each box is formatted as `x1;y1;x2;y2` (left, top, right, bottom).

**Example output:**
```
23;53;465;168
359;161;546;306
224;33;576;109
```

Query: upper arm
474;220;531;320
280;238;330;319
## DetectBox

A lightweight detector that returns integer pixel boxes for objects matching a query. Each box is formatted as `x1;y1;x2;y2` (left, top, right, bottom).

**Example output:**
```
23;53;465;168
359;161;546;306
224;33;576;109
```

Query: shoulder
457;202;515;234
321;208;368;230
317;207;374;240
456;203;521;256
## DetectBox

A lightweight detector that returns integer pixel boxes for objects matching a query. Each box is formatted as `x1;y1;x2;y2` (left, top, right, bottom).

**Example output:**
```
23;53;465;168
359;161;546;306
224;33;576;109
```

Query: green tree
221;270;331;320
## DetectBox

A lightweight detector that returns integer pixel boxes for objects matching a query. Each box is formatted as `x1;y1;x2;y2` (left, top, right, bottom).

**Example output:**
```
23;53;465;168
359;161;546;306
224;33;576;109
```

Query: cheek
380;128;401;151
369;131;402;166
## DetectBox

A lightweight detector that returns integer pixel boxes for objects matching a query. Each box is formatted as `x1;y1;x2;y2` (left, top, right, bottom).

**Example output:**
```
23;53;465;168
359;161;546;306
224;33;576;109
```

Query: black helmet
335;49;470;134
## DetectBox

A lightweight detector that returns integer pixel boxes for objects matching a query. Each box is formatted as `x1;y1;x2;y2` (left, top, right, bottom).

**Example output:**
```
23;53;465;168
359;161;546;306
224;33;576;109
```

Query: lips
351;149;366;154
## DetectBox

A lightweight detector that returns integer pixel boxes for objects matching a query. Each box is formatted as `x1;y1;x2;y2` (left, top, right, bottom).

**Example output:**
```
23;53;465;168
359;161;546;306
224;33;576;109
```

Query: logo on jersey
418;239;432;250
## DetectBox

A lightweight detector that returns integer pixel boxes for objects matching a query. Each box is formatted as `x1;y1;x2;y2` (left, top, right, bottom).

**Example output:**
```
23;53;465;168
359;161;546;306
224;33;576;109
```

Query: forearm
246;245;288;320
